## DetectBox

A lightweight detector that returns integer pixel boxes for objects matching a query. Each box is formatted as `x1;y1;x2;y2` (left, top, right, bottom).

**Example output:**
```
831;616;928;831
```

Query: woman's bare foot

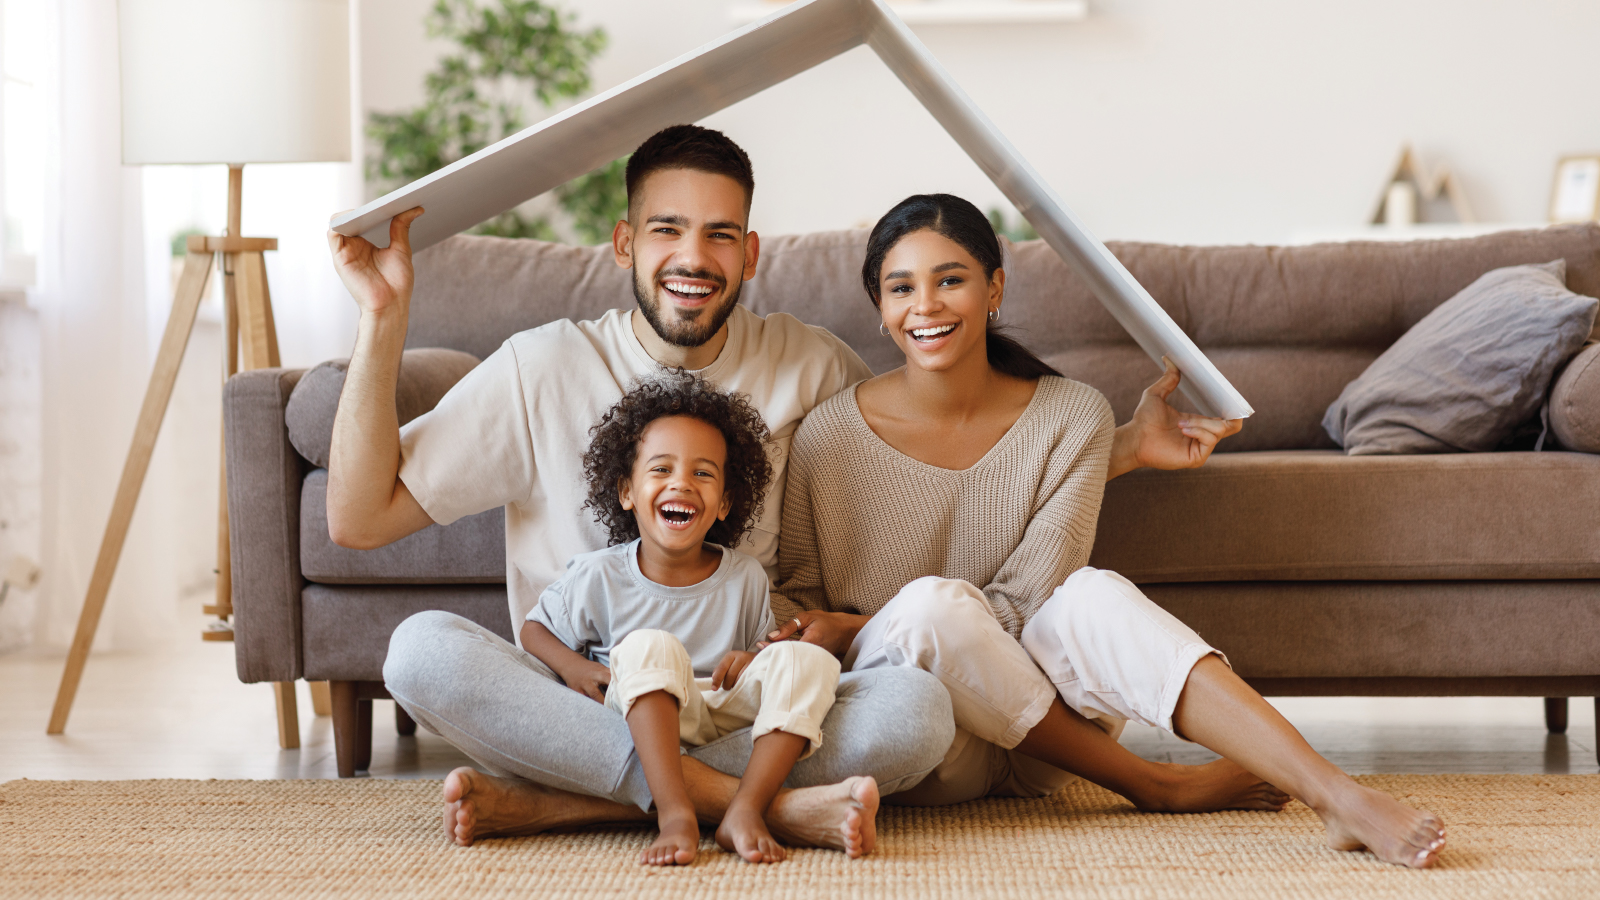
641;807;700;866
1130;759;1291;813
441;767;647;846
715;803;785;863
765;776;879;858
1315;781;1446;868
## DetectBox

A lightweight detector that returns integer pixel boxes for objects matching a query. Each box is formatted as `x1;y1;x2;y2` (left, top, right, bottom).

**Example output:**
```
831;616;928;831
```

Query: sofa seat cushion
1091;450;1600;582
300;468;506;583
302;585;513;682
1146;580;1600;680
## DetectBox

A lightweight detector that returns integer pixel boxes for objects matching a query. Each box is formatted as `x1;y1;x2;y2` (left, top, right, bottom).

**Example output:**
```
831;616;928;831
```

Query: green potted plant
367;0;627;243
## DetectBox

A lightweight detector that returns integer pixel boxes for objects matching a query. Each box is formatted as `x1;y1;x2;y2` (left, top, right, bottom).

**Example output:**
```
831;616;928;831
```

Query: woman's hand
763;611;870;657
711;650;757;690
556;658;611;704
1107;357;1243;479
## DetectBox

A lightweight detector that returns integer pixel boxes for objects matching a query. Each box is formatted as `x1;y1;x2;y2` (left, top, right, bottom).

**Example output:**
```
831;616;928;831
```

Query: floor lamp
47;0;352;750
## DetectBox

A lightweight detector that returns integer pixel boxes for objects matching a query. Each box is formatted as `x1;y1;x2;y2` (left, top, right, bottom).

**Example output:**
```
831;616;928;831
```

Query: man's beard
633;266;742;349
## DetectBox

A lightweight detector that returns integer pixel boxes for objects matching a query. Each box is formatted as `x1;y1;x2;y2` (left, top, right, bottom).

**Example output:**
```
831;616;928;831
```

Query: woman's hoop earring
879;323;891;337
987;308;998;323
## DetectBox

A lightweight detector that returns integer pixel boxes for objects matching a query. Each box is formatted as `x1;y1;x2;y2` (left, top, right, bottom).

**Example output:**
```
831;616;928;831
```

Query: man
326;126;954;855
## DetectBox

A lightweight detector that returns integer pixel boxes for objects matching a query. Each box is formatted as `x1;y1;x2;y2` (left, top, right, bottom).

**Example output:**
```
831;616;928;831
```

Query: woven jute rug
2;775;1596;898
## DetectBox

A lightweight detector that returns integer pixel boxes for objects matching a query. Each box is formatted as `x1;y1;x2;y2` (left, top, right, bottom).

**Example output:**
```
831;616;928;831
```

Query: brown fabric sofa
225;224;1600;777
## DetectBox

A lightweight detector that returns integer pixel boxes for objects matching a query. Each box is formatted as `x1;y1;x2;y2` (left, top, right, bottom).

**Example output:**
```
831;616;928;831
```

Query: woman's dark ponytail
861;193;1061;381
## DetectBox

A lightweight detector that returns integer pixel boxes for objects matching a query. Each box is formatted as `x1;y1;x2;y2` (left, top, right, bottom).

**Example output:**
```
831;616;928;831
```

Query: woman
769;193;1446;868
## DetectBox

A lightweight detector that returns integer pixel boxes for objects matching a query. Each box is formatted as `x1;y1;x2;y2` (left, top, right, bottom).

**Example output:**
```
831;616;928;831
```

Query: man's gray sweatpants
383;610;955;812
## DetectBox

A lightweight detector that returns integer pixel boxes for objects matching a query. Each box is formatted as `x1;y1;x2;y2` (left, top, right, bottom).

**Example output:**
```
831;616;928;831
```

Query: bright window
1;0;45;288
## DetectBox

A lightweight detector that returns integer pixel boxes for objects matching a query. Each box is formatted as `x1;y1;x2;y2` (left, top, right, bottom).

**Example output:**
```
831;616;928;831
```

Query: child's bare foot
641;808;700;866
1315;781;1446;868
442;767;645;846
715;804;785;863
765;776;879;858
1131;759;1291;813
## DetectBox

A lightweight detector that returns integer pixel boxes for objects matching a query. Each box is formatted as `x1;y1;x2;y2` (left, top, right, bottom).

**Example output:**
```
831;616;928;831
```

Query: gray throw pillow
285;347;480;468
1323;260;1599;454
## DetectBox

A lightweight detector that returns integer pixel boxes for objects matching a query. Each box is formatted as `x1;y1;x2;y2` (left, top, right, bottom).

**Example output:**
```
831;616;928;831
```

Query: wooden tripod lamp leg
48;252;216;734
204;264;238;636
235;250;279;369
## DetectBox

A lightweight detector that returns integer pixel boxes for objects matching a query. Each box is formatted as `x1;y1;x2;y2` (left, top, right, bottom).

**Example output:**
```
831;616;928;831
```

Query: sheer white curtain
26;0;362;651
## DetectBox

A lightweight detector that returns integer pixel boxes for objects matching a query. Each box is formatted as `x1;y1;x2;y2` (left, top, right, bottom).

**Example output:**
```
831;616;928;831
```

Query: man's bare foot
765;776;879;859
641;808;700;866
1130;759;1291;813
715;803;785;863
441;767;646;846
1315;781;1446;868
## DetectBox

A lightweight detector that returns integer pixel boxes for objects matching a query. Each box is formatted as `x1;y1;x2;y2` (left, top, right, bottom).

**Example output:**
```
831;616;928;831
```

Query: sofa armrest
1551;342;1600;452
225;367;307;683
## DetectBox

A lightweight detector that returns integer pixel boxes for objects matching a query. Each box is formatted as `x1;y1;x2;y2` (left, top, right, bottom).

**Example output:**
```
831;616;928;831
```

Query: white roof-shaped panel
331;0;1252;419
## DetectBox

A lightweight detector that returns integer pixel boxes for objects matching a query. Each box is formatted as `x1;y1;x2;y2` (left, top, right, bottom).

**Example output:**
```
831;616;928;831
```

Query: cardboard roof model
331;0;1253;419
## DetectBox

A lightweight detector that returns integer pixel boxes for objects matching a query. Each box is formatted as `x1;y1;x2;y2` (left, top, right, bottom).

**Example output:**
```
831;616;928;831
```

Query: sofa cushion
1146;580;1600;680
407;224;1600;451
285;348;480;468
1551;342;1600;452
302;585;512;682
299;468;505;583
1323;261;1599;454
1090;450;1600;582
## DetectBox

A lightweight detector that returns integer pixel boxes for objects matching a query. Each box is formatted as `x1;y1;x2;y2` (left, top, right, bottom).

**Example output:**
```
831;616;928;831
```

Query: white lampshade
119;0;351;165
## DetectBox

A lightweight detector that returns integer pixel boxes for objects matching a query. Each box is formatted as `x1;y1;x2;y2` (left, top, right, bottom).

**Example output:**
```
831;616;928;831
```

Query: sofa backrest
409;223;1600;452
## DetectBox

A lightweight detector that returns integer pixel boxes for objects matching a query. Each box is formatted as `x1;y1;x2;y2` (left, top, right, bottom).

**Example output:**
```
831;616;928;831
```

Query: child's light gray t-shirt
527;540;776;677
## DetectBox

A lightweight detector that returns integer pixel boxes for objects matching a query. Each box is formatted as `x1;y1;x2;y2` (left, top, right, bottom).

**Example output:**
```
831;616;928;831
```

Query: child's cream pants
605;629;841;757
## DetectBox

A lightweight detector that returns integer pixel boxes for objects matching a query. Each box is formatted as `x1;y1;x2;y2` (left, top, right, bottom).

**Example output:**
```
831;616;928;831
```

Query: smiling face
618;415;733;556
613;168;760;348
876;228;1005;374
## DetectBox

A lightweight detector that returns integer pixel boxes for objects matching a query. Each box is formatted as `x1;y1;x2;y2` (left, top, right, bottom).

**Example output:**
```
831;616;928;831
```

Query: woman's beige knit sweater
773;376;1115;640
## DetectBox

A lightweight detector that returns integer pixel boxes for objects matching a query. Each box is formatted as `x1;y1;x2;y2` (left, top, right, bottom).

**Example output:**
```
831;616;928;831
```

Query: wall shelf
729;1;1089;25
1286;223;1548;245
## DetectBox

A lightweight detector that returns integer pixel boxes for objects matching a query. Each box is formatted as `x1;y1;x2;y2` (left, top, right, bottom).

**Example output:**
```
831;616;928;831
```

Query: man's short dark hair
625;125;755;217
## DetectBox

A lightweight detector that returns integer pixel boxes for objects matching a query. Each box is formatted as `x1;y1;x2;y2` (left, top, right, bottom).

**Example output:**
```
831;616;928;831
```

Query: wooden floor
3;613;1595;782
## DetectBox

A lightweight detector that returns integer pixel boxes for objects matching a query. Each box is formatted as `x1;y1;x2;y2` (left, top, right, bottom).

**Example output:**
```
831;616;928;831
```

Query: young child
521;372;857;866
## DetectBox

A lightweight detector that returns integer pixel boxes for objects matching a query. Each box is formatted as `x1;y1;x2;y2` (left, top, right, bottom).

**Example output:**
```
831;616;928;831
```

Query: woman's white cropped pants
845;568;1222;805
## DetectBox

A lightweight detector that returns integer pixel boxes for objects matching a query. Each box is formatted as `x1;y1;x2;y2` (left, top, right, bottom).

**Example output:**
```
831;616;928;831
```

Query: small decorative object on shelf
1371;145;1475;227
1549;156;1600;224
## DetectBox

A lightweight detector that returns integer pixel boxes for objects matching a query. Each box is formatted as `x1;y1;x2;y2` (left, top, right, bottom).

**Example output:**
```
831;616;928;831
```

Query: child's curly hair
582;372;773;548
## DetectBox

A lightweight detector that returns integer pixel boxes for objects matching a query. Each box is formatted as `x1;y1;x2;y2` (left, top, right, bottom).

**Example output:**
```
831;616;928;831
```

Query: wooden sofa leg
331;681;359;778
356;698;374;772
395;703;417;736
273;682;300;750
1545;697;1569;734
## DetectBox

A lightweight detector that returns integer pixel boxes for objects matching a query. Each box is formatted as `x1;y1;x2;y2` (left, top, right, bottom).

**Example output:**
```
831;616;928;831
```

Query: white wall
361;0;1600;244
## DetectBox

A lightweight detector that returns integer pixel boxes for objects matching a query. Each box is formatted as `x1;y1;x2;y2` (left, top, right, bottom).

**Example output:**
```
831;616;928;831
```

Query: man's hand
711;650;756;691
763;611;870;658
557;658;612;704
327;206;424;316
1107;357;1243;480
